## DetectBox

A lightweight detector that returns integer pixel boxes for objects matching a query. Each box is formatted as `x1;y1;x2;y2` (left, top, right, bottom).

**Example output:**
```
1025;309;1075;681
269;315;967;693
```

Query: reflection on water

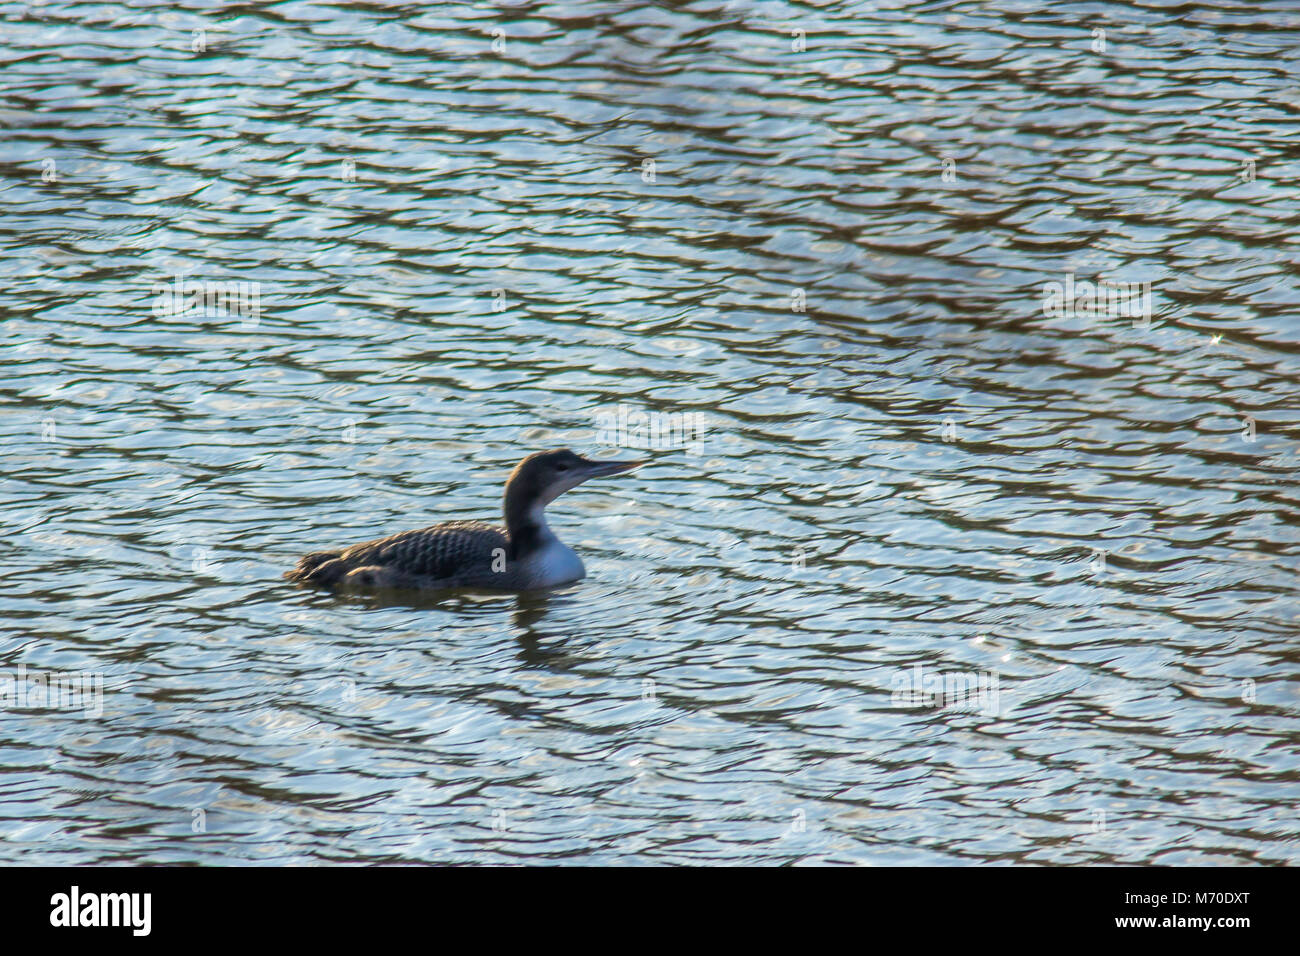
1;0;1298;864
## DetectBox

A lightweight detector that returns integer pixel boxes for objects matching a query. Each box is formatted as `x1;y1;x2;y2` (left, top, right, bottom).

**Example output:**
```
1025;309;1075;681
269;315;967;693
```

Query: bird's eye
555;463;570;472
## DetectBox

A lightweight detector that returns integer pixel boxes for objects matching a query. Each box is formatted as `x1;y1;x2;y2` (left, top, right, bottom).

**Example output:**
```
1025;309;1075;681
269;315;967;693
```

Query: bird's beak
580;458;649;479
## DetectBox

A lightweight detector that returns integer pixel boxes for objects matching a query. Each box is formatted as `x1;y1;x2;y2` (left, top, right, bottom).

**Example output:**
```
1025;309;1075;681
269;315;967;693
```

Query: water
1;0;1298;865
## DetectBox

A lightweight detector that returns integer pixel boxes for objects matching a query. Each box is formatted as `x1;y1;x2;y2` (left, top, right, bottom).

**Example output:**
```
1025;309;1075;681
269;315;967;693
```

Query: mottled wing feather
337;521;506;582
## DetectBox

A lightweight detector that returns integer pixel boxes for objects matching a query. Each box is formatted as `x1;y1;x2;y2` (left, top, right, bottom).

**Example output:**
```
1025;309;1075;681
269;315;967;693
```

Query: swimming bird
286;449;646;591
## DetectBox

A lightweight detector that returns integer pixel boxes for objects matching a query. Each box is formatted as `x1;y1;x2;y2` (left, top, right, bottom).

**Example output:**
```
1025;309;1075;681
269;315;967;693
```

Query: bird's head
506;448;647;512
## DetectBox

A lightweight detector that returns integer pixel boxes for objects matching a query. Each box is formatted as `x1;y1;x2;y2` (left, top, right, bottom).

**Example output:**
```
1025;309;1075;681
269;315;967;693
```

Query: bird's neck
505;494;555;558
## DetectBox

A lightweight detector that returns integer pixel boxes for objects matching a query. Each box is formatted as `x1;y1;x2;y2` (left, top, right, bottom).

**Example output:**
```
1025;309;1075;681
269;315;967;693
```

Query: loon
285;449;646;592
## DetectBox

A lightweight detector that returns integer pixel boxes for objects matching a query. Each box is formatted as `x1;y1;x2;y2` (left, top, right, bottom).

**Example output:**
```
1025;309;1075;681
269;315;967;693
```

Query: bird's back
286;520;509;589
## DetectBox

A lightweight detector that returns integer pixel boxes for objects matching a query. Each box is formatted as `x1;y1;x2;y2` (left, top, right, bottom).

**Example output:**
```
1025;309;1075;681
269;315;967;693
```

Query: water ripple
0;0;1297;864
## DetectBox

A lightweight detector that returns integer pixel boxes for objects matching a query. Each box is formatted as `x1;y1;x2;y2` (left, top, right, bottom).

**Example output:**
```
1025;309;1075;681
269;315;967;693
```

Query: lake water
1;0;1297;865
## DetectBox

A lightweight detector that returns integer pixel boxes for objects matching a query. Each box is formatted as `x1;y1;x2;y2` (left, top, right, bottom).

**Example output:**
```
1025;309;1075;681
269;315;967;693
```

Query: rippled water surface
2;0;1299;865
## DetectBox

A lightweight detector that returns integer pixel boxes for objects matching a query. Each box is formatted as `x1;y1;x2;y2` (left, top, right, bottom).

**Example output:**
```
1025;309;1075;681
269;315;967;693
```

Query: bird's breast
518;539;586;588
